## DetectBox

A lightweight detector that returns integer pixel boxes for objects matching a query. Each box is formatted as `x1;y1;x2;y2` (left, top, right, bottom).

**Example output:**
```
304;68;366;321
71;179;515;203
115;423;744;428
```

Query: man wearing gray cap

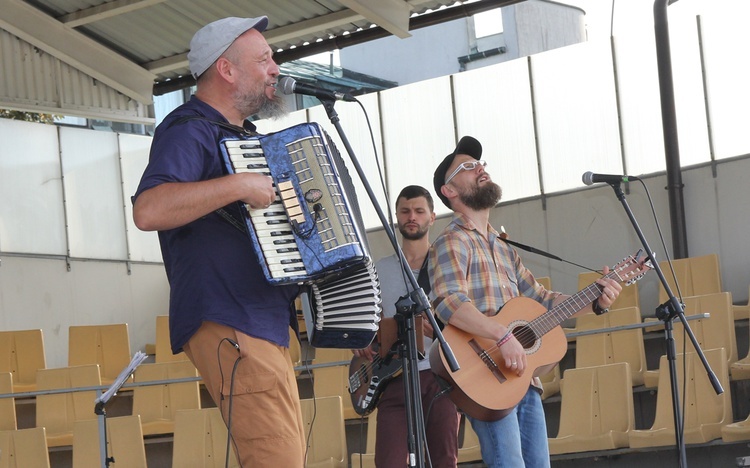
428;136;621;467
132;16;305;466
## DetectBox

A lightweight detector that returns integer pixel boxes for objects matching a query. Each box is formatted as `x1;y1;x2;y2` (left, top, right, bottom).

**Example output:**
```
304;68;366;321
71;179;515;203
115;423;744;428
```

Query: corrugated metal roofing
0;0;515;120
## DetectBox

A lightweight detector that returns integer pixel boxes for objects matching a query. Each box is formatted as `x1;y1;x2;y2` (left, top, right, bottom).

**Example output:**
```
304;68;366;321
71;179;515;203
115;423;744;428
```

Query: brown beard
398;223;430;241
459;181;502;210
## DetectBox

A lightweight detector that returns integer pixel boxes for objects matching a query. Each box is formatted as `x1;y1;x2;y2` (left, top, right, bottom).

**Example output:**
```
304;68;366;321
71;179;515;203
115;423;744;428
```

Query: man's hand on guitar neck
352;345;377;361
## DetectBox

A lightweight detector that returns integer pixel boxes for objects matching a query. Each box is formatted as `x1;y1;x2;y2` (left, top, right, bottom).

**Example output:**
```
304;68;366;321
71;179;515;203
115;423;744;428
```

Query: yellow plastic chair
0;427;50;468
536;276;551;291
549;362;634;454
0;329;46;393
131;360;201;436
172;407;239;468
457;413;482;464
0;372;17;431
155;315;189;363
539;364;561;400
72;415;146;468
658;253;722;304
628;347;731;448
68;324;131;386
349;409;377;468
311;348;360;420
35;364;101;447
643;292;736;387
300;396;347;468
573;307;647;386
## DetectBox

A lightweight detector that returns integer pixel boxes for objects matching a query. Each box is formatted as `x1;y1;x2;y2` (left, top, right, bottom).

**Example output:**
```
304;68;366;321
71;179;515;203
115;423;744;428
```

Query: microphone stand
606;181;722;468
318;98;459;468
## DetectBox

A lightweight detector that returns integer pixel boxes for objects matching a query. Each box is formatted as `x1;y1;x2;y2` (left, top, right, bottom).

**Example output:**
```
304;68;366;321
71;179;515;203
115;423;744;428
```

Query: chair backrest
539;363;561;399
300;396;347;468
0;372;16;431
536;276;551;291
457;414;482;463
549;362;634;454
0;329;46;392
155;315;188;363
658;253;722;304
673;292;737;366
72;415;147;468
312;348;359;420
574;307;647;386
0;427;50;468
131;360;201;436
578;271;640;310
68;324;131;386
629;347;731;448
172;408;239;468
36;364;101;447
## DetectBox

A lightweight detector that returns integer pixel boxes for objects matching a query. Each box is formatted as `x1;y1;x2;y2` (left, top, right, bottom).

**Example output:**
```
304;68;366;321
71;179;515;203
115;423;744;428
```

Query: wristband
496;330;513;347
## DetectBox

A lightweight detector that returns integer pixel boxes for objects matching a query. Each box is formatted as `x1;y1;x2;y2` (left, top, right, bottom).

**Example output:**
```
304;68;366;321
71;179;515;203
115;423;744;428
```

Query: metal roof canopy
0;0;520;106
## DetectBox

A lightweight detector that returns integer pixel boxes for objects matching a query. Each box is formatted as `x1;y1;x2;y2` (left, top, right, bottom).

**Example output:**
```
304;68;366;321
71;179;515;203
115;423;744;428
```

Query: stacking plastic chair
312;348;360;420
300;396;347;468
131;360;201;436
155;315;189;363
172;407;239;468
0;329;46;393
657;253;722;305
68;324;131;386
0;372;17;431
35;364;101;447
642;292;736;387
573;307;647;386
349;409;377;468
732;284;750;321
72;415;146;468
539;364;561;400
536;276;551;290
628;347;731;448
0;427;50;468
457;414;482;464
548;362;634;454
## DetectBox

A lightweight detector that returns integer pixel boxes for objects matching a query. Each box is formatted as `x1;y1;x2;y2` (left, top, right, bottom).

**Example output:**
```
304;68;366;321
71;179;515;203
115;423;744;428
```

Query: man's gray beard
236;92;289;120
256;95;288;120
459;182;503;211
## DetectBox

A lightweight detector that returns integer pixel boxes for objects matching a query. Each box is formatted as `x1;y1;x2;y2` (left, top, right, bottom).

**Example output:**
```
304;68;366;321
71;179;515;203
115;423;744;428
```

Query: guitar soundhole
513;325;537;349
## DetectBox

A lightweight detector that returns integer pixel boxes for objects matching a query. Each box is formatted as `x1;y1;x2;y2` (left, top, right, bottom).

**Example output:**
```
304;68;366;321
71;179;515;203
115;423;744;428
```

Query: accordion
220;122;381;349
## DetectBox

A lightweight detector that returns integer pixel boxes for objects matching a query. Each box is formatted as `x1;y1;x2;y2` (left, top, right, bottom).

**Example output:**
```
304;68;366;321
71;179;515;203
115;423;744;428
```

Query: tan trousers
184;321;305;467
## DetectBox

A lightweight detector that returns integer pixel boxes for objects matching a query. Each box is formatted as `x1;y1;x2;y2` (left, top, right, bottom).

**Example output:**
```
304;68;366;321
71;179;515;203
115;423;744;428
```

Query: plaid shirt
429;213;559;323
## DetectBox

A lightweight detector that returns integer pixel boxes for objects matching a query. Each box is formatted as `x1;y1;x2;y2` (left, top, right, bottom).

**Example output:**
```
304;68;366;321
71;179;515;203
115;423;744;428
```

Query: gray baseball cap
187;16;269;79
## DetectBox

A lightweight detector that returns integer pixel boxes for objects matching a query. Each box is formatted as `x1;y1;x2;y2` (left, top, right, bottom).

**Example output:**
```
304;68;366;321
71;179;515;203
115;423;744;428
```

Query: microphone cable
217;337;242;468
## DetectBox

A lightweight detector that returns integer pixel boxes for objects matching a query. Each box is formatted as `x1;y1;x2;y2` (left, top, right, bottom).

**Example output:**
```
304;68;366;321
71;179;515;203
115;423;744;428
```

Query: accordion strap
167;114;255;234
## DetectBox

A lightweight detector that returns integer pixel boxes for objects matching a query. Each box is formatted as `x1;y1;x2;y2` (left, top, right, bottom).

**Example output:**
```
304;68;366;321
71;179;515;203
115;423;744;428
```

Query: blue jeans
468;386;550;468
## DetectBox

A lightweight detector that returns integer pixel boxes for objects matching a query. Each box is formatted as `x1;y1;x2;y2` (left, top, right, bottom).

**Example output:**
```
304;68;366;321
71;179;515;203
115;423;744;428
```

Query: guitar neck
532;270;620;337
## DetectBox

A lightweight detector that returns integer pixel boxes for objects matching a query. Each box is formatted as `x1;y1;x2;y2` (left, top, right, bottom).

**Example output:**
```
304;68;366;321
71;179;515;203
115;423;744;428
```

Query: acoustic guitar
429;250;652;421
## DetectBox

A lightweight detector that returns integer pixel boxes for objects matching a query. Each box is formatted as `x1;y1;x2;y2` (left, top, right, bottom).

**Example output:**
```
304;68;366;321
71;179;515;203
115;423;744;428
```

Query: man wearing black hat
132;16;305;466
428;136;622;467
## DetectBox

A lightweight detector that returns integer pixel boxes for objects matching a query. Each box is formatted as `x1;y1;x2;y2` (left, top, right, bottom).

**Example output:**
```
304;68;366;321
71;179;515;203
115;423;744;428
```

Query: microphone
277;75;356;102
582;171;639;186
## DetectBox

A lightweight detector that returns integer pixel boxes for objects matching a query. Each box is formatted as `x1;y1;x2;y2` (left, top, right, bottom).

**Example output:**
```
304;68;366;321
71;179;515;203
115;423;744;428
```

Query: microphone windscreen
278;76;296;95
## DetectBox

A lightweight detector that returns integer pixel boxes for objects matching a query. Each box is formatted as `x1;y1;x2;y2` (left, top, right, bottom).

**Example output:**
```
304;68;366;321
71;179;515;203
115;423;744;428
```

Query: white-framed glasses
445;160;487;184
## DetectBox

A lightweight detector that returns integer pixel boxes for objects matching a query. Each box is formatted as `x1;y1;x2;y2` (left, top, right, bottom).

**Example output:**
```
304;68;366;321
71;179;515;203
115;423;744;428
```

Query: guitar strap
417;255;444;333
498;236;600;274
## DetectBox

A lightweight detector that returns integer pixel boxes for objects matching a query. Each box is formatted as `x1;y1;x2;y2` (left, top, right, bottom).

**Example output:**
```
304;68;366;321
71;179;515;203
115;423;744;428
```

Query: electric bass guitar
348;344;403;416
429;250;652;422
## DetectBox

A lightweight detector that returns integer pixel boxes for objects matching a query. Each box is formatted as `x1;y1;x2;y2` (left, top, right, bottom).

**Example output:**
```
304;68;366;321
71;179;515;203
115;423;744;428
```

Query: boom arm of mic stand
319;99;459;373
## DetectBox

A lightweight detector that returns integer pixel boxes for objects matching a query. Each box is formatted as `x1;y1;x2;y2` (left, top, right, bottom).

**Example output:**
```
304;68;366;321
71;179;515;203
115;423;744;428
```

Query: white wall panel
453;59;540;201
530;40;622;193
0;119;66;255
700;12;750;160
379;76;456;217
60;127;127;260
119;133;162;263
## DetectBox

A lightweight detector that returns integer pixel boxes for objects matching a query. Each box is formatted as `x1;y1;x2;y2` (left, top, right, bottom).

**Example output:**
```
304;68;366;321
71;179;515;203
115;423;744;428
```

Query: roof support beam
0;0;156;104
338;0;413;38
57;0;168;28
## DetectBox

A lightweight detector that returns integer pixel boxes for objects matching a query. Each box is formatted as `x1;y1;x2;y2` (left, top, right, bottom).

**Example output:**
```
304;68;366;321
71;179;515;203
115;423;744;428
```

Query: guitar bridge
468;339;507;383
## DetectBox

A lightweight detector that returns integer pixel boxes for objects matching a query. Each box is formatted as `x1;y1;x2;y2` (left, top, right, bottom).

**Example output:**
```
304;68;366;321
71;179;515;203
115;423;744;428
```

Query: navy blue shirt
133;96;300;353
